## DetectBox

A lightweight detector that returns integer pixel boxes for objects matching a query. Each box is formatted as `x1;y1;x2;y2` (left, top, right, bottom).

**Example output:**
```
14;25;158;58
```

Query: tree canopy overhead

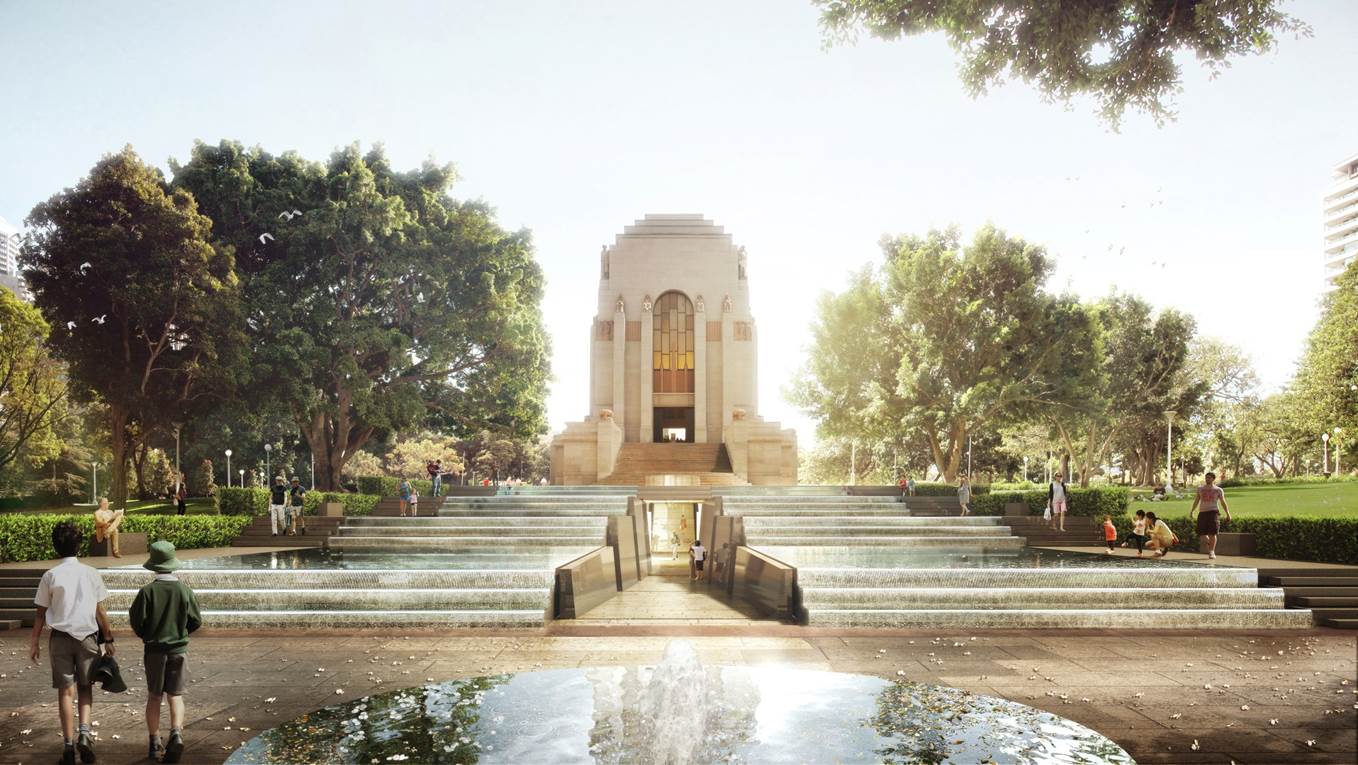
22;147;242;506
816;0;1310;126
172;141;550;490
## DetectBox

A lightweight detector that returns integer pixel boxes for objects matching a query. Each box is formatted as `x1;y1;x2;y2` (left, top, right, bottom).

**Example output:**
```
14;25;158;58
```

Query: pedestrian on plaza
1047;474;1069;532
1102;515;1118;553
92;498;125;557
1145;511;1177;557
1120;509;1149;555
29;521;116;765
408;487;419;518
956;475;971;516
288;477;307;535
690;539;707;582
129;541;201;764
398;477;412;517
898;475;908;501
268;477;288;536
175;478;187;516
434;460;444;497
907;474;916;496
1189;471;1231;560
426;460;439;497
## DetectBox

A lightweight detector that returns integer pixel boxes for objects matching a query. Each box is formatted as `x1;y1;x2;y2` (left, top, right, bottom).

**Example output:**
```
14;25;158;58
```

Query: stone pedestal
550;415;624;484
90;533;147;557
723;412;797;485
1215;533;1257;556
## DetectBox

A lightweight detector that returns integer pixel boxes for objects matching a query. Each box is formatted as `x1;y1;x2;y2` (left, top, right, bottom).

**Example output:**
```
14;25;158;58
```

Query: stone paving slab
0;630;1352;764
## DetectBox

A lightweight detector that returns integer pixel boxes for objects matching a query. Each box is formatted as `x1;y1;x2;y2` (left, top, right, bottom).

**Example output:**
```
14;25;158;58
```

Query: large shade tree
1293;259;1358;466
23;148;242;507
794;225;1092;481
817;0;1310;127
0;289;67;479
172;141;550;490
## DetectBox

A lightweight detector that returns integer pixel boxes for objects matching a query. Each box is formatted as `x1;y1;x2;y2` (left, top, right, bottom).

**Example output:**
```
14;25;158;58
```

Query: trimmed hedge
355;476;433;497
910;482;991;497
0;514;251;563
973;486;1130;518
216;487;378;517
1110;514;1358;565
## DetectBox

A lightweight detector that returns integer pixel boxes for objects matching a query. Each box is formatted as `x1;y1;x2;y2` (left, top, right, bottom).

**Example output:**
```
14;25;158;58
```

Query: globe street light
238;468;245;488
225;449;232;487
1322;431;1331;475
1336;426;1345;476
264;443;272;483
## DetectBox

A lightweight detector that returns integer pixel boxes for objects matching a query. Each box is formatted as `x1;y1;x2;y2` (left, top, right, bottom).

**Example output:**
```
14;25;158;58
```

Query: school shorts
49;631;99;689
144;651;189;695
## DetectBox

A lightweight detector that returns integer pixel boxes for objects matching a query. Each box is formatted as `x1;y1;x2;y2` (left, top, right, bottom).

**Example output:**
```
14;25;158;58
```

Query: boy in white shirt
29;521;116;765
690;539;707;582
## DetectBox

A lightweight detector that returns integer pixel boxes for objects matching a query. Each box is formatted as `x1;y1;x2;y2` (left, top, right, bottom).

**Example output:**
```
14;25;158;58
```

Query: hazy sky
3;1;1354;445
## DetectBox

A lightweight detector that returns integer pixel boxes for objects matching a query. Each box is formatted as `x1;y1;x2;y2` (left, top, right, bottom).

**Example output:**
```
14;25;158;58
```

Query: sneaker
163;732;184;764
60;745;76;765
75;732;96;763
1208;551;1216;559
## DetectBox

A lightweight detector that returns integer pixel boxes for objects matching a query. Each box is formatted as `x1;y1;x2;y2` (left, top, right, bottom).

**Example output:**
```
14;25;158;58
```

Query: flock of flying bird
60;208;305;335
1064;178;1171;269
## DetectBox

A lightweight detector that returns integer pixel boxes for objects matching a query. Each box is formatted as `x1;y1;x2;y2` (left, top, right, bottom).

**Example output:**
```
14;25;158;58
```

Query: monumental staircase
721;491;1313;630
99;492;629;630
602;443;747;486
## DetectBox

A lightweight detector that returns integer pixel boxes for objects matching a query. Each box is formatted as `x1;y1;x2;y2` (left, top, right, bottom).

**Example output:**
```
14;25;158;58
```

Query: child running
1120;509;1149;556
1102;515;1117;553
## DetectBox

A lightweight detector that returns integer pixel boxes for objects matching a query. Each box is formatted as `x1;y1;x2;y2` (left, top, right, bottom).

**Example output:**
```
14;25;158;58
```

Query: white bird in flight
66;321;76;330
259;233;275;244
79;262;92;274
92;315;107;324
278;209;304;221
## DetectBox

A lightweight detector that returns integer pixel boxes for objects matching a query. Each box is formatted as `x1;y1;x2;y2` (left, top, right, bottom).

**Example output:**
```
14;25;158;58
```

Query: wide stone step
1320;617;1358;629
742;526;1012;537
335;526;605;538
724;508;919;517
104;587;548;611
804;608;1314;629
0;619;19;630
107;609;546;629
722;497;901;506
328;536;602;550
1310;607;1358;620
348;516;608;528
746;536;1024;550
0;608;34;625
1265;576;1358;587
98;569;556;589
795;567;1260;589
799;587;1286;609
0;577;43;588
739;516;1002;526
1293;596;1358;607
438;508;627;517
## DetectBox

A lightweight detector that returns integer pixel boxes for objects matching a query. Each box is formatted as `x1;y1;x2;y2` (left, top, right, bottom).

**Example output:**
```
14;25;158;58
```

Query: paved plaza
0;613;1353;764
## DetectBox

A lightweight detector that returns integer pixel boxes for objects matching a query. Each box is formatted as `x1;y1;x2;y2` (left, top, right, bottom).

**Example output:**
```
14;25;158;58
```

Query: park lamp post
90;461;99;504
1336;426;1344;476
238;468;245;488
264;443;272;483
173;426;182;494
1164;411;1176;492
225;449;232;487
1322;431;1330;475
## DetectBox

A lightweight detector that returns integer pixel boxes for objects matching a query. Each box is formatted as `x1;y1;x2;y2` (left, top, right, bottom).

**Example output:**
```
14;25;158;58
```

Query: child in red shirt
1103;515;1118;553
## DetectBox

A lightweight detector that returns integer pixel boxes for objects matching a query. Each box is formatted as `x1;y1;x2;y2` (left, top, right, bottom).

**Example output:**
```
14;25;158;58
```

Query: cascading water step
328;537;604;551
104;587;550;611
743;525;1014;537
107;609;547;629
746;536;1025;550
799;586;1287;609
804;608;1315;629
740;516;1004;527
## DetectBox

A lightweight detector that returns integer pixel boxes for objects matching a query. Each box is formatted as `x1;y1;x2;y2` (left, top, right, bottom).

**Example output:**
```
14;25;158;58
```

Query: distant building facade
550;214;796;485
1324;154;1358;291
0;216;30;301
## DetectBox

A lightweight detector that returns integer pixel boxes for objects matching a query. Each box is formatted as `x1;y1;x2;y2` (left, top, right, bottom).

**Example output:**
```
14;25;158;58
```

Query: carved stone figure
694;294;705;312
599;408;614;421
642;294;653;312
737;246;747;280
615;295;625;314
722;294;733;313
600;246;610;279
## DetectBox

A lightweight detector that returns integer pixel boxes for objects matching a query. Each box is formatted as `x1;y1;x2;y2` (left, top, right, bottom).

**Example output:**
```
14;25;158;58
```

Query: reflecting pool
226;642;1133;764
110;547;596;571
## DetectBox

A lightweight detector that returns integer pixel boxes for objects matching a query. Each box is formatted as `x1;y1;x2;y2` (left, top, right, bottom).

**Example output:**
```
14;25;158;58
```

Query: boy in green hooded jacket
129;541;201;763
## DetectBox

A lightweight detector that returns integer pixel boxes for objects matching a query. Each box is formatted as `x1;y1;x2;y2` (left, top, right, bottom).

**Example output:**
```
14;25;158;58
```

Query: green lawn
0;497;217;515
1130;481;1358;519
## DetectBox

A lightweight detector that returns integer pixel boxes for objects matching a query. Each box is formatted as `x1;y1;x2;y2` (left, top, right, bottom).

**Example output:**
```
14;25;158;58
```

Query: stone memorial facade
551;215;796;484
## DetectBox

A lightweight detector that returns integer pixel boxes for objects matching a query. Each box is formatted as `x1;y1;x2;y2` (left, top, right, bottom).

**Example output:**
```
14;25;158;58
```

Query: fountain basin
224;666;1135;764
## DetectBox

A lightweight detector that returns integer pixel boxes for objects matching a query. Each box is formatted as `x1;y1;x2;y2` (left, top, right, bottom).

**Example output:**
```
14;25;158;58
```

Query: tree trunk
132;438;149;500
108;404;130;509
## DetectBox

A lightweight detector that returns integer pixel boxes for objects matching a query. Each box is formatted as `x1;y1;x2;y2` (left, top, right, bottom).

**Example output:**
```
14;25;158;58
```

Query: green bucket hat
144;540;182;574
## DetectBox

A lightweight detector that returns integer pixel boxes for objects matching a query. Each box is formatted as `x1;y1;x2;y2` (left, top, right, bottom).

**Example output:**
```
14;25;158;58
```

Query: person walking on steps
398;477;412;517
690;539;707;582
288;477;307;535
268;477;288;536
1190;471;1231;560
1047;474;1069;532
956;475;971;516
